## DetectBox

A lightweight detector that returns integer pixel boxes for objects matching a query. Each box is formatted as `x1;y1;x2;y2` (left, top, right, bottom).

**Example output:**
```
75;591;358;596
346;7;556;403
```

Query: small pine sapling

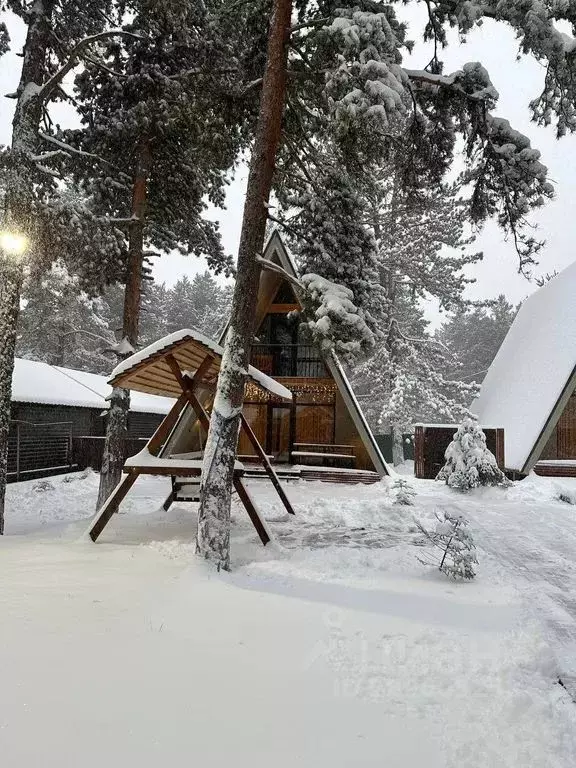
436;418;509;491
416;512;478;580
391;477;416;505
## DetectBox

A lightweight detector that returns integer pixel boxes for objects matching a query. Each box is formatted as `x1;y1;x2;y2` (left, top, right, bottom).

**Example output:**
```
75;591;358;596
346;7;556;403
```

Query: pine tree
391;478;416;506
349;180;480;465
62;0;248;508
0;0;128;532
164;272;231;338
437;296;518;385
196;0;293;570
16;262;116;372
139;281;170;345
437;418;509;491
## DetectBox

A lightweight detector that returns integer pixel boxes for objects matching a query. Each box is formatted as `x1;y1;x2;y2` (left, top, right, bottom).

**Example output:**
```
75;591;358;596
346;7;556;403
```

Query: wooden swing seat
86;330;296;548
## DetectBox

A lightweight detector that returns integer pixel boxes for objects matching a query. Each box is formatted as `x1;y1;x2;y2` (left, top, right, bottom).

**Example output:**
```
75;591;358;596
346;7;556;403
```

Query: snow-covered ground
2;469;576;767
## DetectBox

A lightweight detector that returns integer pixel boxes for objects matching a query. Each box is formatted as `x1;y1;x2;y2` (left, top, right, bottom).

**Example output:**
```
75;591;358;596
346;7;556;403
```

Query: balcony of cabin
250;343;328;379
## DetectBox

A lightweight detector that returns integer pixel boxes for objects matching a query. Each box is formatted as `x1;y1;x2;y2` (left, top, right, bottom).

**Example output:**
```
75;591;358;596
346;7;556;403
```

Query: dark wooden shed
8;358;173;481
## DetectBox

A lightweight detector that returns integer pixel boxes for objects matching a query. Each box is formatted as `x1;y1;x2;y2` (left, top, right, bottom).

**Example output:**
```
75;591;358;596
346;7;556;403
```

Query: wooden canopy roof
108;328;292;401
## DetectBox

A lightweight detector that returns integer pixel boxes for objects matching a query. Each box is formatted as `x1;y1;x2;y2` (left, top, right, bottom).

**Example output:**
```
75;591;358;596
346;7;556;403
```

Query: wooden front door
295;404;335;445
238;404;267;456
267;405;292;462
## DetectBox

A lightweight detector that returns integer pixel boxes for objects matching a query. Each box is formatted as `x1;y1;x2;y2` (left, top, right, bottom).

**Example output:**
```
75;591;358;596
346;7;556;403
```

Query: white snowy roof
472;260;576;473
109;328;292;401
11;358;174;415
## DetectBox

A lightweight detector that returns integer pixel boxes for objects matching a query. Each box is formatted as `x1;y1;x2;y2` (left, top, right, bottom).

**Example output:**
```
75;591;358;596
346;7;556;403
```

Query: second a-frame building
170;230;389;481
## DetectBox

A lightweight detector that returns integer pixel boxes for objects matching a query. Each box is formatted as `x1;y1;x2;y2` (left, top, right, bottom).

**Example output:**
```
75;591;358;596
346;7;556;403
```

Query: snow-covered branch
256;256;303;290
290;17;330;35
404;65;499;103
37;132;129;175
38;30;143;104
59;328;115;346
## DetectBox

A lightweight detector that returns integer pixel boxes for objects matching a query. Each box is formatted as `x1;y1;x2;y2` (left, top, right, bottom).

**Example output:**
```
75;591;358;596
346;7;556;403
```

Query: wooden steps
534;461;576;478
300;468;380;484
243;466;302;481
243;465;380;484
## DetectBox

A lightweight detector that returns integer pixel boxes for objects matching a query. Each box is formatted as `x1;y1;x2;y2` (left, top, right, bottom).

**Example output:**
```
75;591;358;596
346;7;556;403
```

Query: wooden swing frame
88;346;295;545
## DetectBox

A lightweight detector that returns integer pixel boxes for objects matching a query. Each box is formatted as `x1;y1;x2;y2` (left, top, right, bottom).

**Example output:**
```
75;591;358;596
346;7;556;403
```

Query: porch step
243;466;302;480
534;461;576;478
243;465;380;484
300;468;380;484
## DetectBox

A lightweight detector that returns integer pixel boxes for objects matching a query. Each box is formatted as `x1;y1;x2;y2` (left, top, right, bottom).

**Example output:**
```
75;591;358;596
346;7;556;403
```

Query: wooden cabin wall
333;390;375;471
8;401;168;480
11;402;100;435
539;391;576;460
127;412;165;438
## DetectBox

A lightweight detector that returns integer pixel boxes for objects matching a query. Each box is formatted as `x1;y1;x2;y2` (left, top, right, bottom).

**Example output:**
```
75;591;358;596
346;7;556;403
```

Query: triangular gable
217;229;390;477
472;260;576;473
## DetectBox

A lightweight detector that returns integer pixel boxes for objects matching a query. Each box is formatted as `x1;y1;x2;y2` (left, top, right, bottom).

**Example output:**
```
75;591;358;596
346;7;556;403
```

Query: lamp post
0;229;29;534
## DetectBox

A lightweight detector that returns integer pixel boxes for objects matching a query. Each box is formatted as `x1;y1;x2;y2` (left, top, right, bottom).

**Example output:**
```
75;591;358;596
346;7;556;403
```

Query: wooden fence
414;424;505;479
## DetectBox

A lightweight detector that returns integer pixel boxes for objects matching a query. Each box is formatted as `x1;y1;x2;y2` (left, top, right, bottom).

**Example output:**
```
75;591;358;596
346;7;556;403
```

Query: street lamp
0;230;28;257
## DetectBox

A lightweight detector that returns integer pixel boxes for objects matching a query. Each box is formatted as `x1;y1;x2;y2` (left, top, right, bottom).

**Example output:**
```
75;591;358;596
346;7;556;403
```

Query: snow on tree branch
37;30;143;104
299;273;375;355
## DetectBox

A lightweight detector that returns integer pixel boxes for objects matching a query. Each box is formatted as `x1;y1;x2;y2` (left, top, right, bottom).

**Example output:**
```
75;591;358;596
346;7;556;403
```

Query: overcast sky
2;8;576;323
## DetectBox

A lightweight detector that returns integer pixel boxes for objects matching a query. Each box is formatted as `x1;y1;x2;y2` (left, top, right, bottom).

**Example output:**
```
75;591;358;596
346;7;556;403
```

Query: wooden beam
124;464;201;477
233;476;270;546
147;391;189;456
193;353;216;385
166;353;273;545
162;488;175;512
239;413;295;515
88;472;139;542
268;303;300;313
166;355;212;432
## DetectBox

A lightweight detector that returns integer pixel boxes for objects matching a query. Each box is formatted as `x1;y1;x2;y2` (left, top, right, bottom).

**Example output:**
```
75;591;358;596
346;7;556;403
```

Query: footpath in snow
2;469;576;767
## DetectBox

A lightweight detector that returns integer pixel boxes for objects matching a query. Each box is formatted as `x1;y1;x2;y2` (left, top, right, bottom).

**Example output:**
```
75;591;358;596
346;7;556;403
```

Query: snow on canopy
110;327;293;402
11;358;174;415
472;260;576;473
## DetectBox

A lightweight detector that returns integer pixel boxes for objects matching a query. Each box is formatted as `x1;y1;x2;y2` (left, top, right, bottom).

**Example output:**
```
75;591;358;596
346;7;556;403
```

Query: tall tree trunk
0;267;23;534
0;0;54;532
96;138;151;510
196;0;292;570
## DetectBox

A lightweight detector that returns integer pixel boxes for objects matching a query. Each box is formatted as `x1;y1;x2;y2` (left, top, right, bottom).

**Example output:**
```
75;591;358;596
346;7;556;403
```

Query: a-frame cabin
473;257;576;477
170;231;389;482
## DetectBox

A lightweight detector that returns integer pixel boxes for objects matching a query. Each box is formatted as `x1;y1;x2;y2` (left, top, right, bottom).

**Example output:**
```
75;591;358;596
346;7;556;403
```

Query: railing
7;420;74;481
250;344;326;378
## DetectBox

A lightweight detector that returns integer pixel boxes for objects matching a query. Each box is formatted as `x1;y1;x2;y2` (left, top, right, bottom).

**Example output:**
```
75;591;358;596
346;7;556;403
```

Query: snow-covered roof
472;260;576;473
11;358;174;415
110;327;292;401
